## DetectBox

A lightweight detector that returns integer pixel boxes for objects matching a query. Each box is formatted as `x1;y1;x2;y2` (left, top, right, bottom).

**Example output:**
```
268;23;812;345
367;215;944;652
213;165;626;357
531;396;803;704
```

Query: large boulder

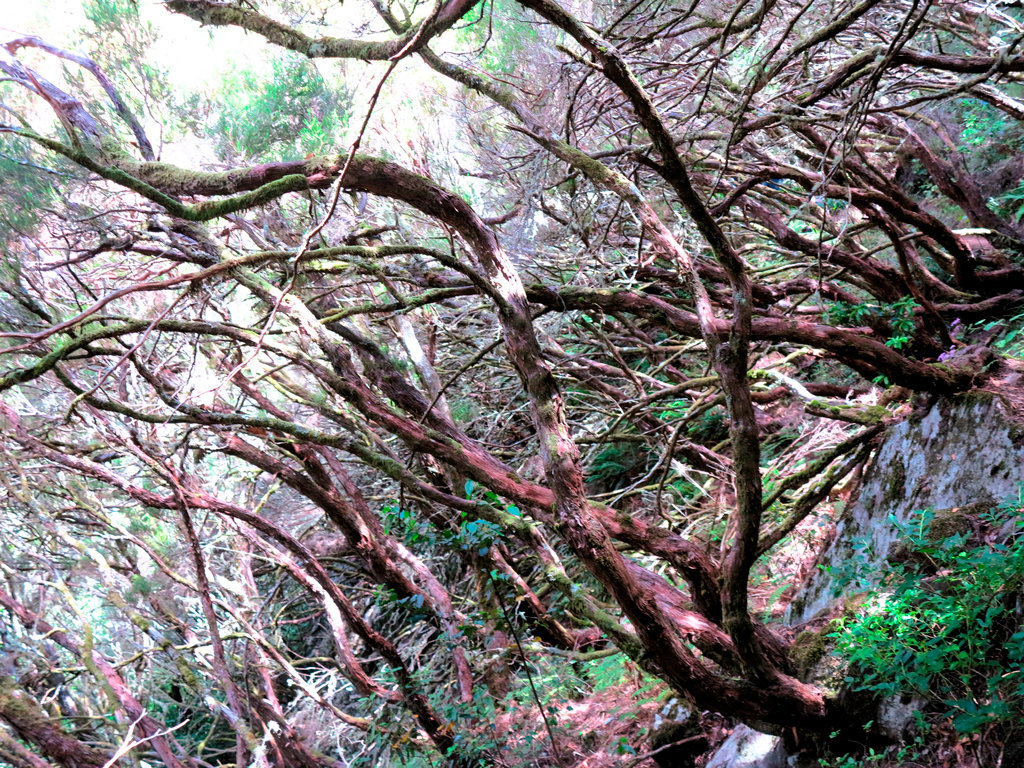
705;725;789;768
787;389;1024;624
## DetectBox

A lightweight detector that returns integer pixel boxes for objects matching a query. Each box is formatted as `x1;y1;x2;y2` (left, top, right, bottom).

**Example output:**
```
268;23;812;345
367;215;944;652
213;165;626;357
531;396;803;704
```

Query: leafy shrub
0;142;63;248
989;179;1024;224
831;498;1024;734
978;310;1024;359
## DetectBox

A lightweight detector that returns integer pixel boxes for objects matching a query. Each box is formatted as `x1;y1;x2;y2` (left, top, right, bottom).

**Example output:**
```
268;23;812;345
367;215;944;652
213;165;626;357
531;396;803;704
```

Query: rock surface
705;725;789;768
787;390;1024;624
877;694;926;741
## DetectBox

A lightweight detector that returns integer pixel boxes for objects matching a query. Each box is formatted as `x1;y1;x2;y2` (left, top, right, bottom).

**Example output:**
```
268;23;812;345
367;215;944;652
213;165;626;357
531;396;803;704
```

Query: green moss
863;405;888;421
1009;421;1024;447
133;160;222;190
807;400;888;425
791;627;831;680
927;502;988;543
882;454;907;506
954;390;997;408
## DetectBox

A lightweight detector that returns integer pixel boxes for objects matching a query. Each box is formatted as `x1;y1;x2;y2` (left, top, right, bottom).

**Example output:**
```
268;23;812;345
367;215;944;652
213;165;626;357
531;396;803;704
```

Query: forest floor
496;685;1008;768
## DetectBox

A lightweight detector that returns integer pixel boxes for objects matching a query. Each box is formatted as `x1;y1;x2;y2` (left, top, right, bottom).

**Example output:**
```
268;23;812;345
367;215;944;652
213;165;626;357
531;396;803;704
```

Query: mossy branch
762;425;882;510
804;399;891;426
7;130;310;221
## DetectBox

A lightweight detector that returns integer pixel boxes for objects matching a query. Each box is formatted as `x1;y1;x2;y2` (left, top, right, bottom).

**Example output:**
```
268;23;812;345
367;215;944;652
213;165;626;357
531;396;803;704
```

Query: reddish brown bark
0;594;192;768
0;679;109;768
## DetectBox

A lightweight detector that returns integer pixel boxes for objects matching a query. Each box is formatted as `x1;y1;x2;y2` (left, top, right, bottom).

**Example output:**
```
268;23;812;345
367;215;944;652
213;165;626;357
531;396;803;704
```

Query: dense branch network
0;0;1022;765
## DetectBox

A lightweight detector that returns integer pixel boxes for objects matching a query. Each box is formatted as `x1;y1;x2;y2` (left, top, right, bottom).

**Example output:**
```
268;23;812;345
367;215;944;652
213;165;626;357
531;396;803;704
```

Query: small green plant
688;411;729;443
956;97;1023;168
831;498;1024;734
590;654;630;692
383;496;506;558
615;735;637;755
818;749;884;767
824;301;873;327
659;398;690;421
586;443;650;491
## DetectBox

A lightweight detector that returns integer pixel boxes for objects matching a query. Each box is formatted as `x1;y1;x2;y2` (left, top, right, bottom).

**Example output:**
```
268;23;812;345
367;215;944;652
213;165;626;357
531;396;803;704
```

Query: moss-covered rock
888;502;987;568
789;599;869;698
790;627;832;681
788;390;1024;624
927;503;982;541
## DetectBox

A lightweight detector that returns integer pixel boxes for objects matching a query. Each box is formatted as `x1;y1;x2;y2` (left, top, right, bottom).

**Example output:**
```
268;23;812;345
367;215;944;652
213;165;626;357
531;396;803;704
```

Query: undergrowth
830;494;1024;737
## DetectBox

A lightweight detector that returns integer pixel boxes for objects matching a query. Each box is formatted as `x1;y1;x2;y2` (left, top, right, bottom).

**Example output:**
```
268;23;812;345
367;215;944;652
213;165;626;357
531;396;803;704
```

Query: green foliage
688;410;728;443
127;574;153;598
989;179;1024;224
957;98;1021;161
80;0;170;118
590;653;630;691
0;139;63;247
658;398;690;421
825;300;871;327
615;735;637;755
450;398;482;424
817;748;885;767
726;39;770;88
84;0;144;33
382;500;505;558
0;254;46;330
151;683;237;761
586;443;650;491
211;54;351;162
432;691;502;767
456;0;540;75
383;503;437;547
831;497;1024;734
762;426;802;461
351;697;435;768
961;99;1007;148
979;310;1024;359
825;296;918;349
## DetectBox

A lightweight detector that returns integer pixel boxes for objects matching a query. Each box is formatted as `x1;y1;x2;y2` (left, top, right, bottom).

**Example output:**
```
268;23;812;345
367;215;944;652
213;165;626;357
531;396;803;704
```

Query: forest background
2;0;1024;766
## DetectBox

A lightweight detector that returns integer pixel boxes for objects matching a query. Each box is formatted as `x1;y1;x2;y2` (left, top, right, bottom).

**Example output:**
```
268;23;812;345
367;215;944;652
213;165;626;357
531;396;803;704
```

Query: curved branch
166;0;481;62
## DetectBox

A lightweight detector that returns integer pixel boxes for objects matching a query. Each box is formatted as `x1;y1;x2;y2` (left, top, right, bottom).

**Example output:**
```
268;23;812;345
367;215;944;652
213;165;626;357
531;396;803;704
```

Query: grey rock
877;695;925;741
787;393;1024;624
652;697;691;731
705;725;789;768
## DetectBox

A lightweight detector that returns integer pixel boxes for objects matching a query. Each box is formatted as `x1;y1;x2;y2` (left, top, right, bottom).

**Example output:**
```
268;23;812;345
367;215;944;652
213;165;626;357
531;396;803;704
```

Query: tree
0;0;1023;765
